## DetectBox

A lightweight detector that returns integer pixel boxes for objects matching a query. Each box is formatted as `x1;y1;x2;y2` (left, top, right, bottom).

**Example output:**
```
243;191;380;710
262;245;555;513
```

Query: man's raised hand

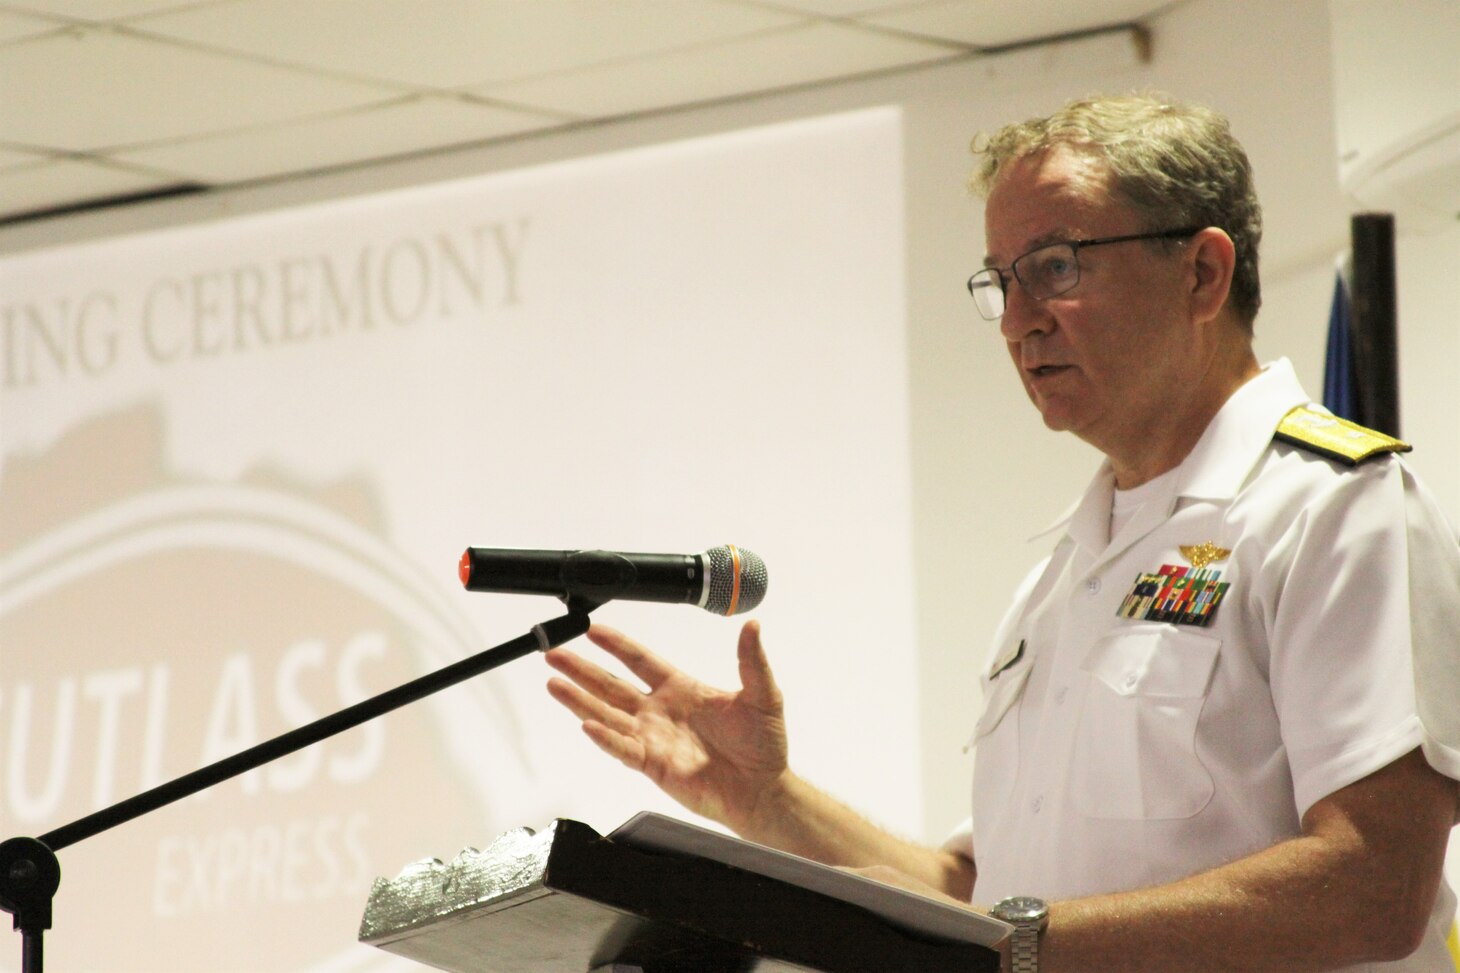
544;620;788;834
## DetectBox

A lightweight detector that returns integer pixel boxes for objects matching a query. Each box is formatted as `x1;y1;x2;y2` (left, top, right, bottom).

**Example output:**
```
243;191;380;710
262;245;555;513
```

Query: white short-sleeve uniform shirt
954;360;1459;973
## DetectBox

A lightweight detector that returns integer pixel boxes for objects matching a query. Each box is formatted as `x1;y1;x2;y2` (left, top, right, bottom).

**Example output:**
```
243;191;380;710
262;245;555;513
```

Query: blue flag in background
1323;264;1358;421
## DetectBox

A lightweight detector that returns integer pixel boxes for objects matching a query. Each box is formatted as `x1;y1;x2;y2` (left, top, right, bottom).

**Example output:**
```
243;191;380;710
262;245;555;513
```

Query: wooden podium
358;815;1006;973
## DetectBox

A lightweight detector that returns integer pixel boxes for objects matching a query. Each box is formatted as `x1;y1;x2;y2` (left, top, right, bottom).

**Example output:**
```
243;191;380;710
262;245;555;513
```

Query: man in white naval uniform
544;94;1460;973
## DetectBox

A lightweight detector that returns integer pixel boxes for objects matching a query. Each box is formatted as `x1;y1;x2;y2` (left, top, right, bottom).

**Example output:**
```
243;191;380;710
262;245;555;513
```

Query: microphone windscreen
704;545;768;615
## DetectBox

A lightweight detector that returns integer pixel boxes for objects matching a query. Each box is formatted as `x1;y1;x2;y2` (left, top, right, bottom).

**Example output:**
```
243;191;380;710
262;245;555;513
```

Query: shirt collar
1175;357;1310;501
1030;359;1311;542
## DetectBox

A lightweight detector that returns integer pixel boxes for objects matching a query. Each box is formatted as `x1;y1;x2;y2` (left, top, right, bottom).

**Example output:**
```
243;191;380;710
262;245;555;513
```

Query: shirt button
1031;795;1044;813
1085;577;1102;594
1055;686;1068;704
1124;673;1138;690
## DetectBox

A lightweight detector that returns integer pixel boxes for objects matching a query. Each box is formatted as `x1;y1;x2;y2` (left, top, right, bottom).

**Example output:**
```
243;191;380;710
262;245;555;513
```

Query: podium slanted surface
359;815;1005;973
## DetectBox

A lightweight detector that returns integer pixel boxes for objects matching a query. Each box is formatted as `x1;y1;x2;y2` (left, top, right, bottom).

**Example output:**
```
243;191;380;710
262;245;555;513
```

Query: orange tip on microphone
459;549;471;587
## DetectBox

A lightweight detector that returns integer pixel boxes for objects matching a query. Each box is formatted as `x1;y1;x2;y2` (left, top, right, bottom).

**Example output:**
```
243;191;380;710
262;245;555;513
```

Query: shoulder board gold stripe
1273;405;1411;466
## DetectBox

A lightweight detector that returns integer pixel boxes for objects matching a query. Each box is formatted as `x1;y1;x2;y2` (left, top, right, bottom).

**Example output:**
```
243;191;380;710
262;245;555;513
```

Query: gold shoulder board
1274;405;1411;466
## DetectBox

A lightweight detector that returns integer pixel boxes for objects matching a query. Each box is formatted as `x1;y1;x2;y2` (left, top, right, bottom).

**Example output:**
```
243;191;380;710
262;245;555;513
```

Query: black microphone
458;545;767;615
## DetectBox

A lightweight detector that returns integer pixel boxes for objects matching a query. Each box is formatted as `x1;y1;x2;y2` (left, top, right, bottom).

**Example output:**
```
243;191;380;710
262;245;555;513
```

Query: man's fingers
547;676;646;747
586;624;679;690
544;646;644;711
580;720;647;772
545;674;615;723
736;619;782;710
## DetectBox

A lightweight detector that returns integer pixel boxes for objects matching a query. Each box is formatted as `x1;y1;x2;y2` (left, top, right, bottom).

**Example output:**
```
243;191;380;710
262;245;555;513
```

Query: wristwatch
990;896;1049;973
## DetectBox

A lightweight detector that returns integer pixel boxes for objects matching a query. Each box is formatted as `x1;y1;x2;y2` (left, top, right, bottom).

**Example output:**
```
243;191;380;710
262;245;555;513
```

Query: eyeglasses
967;227;1204;320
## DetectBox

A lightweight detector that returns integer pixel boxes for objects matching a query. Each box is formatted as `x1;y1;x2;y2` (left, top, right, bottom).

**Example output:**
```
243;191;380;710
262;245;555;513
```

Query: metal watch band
991;896;1048;973
1009;922;1039;973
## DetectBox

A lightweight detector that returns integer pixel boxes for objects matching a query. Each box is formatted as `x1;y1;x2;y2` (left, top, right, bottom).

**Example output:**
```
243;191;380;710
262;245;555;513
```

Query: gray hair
971;93;1263;328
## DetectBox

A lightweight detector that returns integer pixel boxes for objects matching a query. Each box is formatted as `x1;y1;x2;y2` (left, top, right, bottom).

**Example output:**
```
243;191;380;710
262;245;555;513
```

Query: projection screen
0;106;918;972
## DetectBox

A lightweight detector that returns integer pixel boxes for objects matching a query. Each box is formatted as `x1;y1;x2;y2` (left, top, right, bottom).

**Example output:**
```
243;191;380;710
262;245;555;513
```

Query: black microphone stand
0;599;598;973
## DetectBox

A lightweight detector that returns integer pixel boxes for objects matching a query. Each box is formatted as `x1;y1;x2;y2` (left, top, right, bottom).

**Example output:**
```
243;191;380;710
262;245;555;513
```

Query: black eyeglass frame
967;226;1206;320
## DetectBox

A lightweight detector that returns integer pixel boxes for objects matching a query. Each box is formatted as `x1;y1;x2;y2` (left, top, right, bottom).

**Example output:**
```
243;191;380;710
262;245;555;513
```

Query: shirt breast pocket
1072;626;1220;820
969;656;1033;820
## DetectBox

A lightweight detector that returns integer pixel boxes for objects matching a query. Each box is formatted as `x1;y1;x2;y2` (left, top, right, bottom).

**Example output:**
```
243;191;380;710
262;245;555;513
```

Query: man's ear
1187;227;1237;324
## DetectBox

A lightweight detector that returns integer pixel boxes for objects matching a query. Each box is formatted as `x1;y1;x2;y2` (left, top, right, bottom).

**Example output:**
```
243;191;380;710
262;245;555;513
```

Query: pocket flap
1081;627;1220;699
971;657;1032;745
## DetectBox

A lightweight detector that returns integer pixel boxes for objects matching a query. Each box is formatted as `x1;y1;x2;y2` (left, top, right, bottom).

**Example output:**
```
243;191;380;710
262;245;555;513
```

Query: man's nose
999;279;1047;340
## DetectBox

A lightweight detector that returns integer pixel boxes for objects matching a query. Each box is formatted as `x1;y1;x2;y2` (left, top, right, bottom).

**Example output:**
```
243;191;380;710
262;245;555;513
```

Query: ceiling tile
133;0;805;90
0;145;50;168
860;0;1168;48
0;26;400;151
0;157;180;219
0;7;61;41
752;0;931;15
0;0;206;22
484;21;959;119
0;0;1178;223
111;96;564;184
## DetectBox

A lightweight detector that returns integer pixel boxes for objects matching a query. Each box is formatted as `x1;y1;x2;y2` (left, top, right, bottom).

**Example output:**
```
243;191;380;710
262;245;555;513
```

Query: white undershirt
1110;467;1178;540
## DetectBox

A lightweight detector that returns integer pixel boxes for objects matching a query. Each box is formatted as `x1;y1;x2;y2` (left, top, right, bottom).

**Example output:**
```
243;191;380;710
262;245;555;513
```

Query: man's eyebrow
983;231;1072;268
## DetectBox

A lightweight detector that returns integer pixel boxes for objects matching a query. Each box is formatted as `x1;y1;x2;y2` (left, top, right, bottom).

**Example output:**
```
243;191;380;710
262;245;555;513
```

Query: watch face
994;896;1049;923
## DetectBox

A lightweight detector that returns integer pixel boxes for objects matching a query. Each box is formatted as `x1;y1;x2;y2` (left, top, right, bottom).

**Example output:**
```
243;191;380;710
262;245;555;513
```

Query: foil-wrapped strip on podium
358;813;1007;973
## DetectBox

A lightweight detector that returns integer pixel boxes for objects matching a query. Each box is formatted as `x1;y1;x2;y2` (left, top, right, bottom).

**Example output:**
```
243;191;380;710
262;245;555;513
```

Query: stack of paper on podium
359;812;1008;973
